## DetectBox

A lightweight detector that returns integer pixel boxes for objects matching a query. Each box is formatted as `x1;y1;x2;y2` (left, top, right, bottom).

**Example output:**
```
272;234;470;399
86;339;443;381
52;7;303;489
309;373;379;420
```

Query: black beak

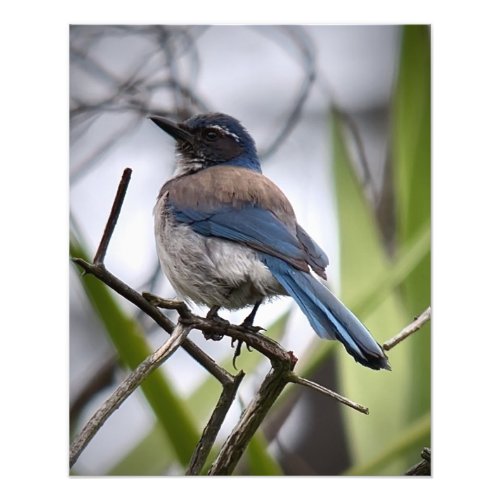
149;115;194;144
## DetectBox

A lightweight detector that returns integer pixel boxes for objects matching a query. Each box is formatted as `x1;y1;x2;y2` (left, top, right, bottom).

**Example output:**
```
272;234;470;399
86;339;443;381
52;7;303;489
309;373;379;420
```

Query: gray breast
153;196;285;309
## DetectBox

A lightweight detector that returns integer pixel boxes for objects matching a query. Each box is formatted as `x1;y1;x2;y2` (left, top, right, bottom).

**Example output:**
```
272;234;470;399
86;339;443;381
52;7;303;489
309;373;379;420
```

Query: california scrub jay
150;113;390;370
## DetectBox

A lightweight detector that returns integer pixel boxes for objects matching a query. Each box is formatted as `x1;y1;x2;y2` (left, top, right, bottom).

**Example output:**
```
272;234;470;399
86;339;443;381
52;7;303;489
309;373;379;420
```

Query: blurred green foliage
108;311;289;475
332;25;431;474
393;26;431;422
70;236;200;467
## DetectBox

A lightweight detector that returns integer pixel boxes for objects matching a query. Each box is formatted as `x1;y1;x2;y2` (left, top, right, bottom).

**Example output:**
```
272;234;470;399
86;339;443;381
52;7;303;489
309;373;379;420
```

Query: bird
150;112;390;370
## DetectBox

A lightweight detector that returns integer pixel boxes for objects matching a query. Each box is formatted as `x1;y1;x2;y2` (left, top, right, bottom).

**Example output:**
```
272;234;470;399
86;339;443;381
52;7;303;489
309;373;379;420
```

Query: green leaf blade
70;234;199;468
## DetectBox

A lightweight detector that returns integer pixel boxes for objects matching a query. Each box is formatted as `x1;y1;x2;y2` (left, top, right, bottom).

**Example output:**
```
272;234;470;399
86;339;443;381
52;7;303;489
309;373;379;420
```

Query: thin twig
69;322;192;467
287;373;369;415
331;105;376;198
71;115;143;183
70;353;116;423
187;371;245;475
72;257;231;385
383;306;431;351
93;168;132;265
255;26;316;161
142;292;191;319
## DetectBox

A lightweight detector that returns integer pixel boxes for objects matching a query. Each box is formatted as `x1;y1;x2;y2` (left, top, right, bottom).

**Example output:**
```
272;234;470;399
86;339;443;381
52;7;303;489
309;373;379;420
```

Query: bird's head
150;112;261;176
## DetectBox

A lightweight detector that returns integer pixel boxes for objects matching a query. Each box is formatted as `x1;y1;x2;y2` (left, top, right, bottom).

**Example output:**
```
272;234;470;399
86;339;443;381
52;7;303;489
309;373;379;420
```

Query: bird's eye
204;130;218;141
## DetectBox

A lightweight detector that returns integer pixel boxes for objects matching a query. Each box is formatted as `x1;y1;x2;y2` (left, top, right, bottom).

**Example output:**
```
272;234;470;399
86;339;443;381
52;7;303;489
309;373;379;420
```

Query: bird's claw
244;324;264;334
204;330;224;341
231;340;243;369
240;320;265;334
231;337;255;369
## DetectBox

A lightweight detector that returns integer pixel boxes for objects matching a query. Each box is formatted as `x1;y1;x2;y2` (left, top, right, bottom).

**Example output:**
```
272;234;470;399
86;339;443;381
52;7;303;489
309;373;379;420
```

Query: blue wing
163;165;328;277
160;167;390;369
170;203;328;277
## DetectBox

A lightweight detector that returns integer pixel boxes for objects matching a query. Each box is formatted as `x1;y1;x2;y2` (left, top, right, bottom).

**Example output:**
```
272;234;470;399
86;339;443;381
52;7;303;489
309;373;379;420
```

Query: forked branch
70;167;420;475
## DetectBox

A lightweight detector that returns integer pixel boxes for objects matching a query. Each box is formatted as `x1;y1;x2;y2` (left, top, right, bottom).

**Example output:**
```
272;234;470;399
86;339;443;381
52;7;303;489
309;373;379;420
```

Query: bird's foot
239;300;264;333
239;318;265;334
204;306;228;341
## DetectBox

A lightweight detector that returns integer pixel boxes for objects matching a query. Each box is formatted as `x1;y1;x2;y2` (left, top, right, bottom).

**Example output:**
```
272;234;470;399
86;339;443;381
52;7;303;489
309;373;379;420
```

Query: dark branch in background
70;114;144;183
70;27;211;183
332;106;376;198
313;62;377;201
70;79;209;120
70;354;116;422
155;26;184;117
70;26;319;180
318;57;397;251
256;26;316;160
70;168;369;474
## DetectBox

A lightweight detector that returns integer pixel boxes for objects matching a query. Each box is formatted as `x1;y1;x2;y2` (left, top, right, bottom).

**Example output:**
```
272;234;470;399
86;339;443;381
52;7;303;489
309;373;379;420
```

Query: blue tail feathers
261;255;390;370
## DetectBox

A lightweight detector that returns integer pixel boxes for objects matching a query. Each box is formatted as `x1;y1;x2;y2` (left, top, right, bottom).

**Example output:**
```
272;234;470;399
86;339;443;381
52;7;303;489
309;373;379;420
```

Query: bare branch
286;373;369;415
69;322;192;467
405;447;431;476
383;306;431;351
93;168;132;265
257;26;316;161
142;292;191;319
142;292;296;366
208;364;293;475
187;371;245;475
72;256;231;385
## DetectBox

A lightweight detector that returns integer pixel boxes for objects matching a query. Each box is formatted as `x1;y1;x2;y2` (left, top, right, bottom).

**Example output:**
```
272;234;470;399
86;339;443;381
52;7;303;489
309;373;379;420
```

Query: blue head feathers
150;112;261;173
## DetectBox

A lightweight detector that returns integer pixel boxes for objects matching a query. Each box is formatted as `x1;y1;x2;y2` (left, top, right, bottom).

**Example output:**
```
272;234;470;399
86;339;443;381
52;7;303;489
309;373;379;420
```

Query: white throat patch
173;153;204;177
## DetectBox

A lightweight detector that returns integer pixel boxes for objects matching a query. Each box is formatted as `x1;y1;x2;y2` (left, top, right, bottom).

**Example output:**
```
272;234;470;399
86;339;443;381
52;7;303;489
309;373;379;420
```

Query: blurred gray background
70;25;400;475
